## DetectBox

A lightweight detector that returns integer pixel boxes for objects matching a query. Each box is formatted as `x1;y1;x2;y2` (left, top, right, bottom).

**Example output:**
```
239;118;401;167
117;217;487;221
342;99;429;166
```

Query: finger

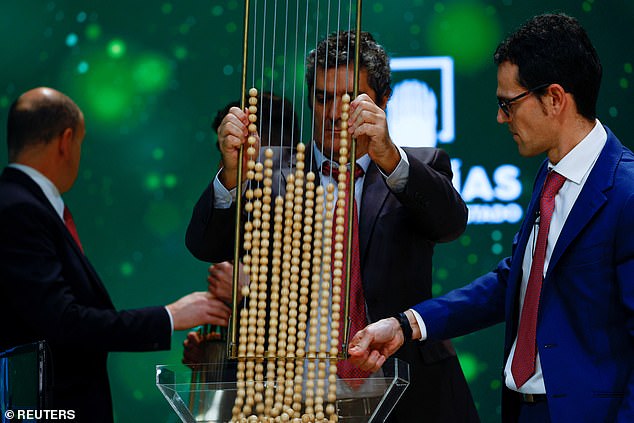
359;350;385;373
348;329;373;356
209;285;232;304
216;261;233;273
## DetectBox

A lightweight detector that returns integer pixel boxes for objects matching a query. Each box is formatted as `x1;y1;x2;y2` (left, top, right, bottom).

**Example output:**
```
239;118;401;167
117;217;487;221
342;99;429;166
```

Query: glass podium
156;358;409;423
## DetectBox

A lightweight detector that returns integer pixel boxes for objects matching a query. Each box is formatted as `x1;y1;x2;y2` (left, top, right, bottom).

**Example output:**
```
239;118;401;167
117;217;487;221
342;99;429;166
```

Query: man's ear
57;127;75;158
545;84;567;115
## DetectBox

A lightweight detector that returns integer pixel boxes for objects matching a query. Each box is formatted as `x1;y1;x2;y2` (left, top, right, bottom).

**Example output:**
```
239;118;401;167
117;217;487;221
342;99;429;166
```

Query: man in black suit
0;87;231;422
185;31;478;422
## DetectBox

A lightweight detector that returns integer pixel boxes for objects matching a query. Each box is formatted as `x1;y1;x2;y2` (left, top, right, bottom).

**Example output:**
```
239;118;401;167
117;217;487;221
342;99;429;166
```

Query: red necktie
321;161;371;386
63;205;84;253
511;171;566;388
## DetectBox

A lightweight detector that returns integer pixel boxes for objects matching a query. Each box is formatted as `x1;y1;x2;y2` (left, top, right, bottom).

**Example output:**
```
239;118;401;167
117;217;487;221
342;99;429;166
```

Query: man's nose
327;97;342;123
497;107;510;124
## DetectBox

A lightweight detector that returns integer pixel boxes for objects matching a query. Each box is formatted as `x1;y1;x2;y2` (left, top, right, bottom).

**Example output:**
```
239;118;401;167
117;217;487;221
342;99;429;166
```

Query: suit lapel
546;130;620;275
358;162;389;264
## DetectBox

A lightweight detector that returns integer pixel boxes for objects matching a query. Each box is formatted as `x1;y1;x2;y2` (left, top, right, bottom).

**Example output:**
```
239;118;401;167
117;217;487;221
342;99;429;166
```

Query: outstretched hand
347;317;405;373
166;291;231;331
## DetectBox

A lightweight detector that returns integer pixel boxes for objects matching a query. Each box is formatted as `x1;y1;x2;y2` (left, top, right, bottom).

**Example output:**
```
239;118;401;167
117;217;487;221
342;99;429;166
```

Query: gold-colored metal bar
229;0;252;359
341;0;363;358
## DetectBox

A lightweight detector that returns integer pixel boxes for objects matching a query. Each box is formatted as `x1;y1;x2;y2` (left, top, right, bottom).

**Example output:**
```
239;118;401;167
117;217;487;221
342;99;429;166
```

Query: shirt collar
312;142;371;174
549;119;607;185
8;163;65;219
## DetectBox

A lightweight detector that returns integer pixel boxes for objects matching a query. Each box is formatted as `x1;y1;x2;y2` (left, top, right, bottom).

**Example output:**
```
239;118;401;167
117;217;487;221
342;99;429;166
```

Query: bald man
0;87;231;422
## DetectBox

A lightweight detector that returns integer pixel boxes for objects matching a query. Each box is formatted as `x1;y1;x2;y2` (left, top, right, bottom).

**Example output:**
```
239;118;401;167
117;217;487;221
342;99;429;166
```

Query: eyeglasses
497;83;550;117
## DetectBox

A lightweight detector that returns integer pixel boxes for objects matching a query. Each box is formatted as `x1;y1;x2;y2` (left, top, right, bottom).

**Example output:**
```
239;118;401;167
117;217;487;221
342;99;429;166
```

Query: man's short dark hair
7;94;82;161
306;30;391;103
494;13;602;120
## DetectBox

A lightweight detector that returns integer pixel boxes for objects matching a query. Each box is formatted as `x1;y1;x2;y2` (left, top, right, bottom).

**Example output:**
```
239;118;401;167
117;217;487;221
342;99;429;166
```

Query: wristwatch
393;312;413;341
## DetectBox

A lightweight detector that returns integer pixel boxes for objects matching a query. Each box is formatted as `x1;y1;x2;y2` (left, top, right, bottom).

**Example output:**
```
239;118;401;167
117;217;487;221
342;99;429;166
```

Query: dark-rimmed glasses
497;83;550;117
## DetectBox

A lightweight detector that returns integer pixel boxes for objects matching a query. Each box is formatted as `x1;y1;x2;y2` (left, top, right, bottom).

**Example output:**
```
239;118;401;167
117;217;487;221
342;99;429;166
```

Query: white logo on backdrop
388;56;523;224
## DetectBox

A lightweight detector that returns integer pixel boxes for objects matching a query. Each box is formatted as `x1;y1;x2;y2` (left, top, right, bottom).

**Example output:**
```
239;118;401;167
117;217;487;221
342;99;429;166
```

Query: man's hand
348;93;400;174
217;107;260;189
182;331;206;367
207;261;250;304
166;291;231;331
347;317;405;373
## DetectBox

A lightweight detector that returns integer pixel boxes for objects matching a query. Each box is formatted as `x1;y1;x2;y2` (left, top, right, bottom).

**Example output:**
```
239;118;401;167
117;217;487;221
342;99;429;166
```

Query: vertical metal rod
229;0;252;359
342;0;363;358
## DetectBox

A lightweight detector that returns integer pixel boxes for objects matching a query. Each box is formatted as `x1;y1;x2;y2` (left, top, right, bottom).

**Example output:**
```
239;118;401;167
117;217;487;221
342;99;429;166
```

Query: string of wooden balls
230;88;352;422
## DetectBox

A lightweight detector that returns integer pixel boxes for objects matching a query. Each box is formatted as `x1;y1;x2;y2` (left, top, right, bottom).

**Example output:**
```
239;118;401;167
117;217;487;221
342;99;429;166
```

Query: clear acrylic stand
156;357;409;423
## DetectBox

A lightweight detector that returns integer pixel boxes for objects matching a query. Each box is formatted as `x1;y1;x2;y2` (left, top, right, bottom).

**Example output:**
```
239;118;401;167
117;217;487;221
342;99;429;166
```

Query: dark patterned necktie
511;171;566;387
321;161;371;387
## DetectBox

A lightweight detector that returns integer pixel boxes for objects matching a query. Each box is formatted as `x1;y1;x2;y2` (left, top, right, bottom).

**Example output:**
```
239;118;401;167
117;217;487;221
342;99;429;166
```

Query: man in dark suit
349;14;634;423
0;87;231;422
185;31;478;422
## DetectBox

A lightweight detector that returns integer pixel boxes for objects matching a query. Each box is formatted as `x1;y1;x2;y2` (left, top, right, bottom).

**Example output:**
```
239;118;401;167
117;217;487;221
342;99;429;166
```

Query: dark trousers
518;400;551;423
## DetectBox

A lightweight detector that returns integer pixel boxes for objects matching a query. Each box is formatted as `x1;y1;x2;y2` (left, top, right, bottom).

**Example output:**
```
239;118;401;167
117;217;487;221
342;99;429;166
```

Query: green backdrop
1;1;633;421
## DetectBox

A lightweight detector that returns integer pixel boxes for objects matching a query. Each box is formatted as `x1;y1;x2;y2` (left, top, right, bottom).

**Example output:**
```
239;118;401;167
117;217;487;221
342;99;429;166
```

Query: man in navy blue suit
349;13;634;423
0;87;231;422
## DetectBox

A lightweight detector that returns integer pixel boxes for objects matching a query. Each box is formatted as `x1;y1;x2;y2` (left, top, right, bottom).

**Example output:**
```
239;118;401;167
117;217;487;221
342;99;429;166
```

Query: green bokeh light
120;261;134;277
226;22;238;33
69;48;172;123
107;39;127;58
145;173;162;190
620;78;629;89
174;46;188;60
133;54;171;92
152;148;165;160
164;174;178;189
161;3;173;14
457;352;481;383
84;82;131;122
436;267;449;280
85;23;101;40
77;61;89;74
426;2;501;73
